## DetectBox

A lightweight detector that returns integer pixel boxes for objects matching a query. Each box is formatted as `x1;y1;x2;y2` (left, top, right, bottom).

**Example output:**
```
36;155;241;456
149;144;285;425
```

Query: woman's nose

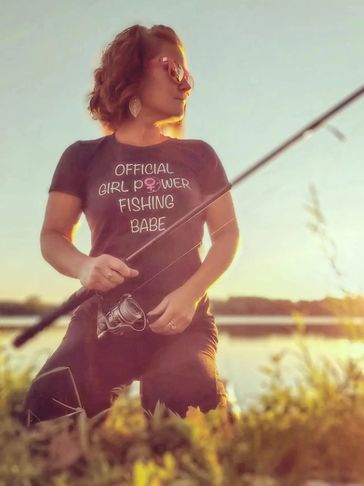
179;81;192;95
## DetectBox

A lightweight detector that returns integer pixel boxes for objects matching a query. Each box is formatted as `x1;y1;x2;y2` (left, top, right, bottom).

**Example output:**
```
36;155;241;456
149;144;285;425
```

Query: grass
2;329;364;486
1;182;362;485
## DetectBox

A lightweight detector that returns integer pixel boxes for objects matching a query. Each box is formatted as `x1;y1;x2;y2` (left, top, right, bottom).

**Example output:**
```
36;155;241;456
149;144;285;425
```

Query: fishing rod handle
12;287;95;348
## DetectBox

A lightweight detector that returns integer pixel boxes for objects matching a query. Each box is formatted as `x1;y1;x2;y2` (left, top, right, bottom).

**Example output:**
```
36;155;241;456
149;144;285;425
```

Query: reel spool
96;293;148;339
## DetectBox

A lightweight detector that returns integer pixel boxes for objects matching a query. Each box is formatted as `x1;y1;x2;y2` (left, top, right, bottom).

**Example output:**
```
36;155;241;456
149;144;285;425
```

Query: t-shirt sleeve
197;141;230;196
48;140;85;204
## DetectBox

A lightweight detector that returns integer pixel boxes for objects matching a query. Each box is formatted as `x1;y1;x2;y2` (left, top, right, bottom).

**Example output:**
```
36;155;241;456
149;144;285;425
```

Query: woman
23;24;240;425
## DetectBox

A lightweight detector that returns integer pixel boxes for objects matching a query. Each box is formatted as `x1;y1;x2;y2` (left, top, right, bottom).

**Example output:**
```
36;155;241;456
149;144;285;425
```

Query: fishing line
13;83;364;347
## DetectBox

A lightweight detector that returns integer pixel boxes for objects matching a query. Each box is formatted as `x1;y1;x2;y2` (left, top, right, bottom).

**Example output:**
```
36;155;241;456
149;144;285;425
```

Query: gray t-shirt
48;132;229;323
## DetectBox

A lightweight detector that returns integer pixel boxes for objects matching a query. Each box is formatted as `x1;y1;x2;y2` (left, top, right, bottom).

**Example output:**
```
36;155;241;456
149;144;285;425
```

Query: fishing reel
96;292;148;339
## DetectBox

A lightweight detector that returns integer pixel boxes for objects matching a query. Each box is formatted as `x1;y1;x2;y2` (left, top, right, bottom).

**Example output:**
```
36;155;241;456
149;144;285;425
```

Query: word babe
130;216;166;233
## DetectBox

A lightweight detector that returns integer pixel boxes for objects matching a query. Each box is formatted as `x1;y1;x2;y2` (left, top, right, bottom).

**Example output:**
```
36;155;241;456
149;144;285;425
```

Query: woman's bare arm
146;191;240;333
40;192;88;279
181;191;240;299
40;192;139;291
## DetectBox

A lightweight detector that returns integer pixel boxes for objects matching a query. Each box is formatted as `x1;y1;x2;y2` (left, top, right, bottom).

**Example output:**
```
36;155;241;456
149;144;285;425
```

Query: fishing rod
13;83;364;347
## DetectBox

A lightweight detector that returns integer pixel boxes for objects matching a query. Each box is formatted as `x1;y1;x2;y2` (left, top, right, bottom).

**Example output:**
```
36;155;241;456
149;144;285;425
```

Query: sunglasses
148;56;194;90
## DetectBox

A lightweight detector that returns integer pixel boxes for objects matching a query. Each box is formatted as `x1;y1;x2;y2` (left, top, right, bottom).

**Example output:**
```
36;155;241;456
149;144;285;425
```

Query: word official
114;162;174;176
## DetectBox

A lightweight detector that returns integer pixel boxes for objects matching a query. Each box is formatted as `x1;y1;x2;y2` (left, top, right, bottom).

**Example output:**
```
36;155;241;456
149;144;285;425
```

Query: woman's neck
114;123;167;147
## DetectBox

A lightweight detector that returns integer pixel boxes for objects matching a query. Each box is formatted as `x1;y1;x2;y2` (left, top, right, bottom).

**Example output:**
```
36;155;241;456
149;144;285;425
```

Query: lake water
2;315;364;413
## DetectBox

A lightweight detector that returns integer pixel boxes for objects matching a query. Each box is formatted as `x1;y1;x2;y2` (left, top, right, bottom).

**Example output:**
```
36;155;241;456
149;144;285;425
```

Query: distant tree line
0;296;58;316
210;295;364;316
1;294;363;316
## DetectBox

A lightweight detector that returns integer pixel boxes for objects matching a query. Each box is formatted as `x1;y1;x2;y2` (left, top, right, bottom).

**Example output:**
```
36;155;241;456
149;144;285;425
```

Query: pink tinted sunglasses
148;56;194;90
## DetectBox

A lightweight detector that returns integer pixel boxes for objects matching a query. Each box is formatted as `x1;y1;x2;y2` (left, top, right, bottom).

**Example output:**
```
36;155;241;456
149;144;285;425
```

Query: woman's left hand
147;285;200;335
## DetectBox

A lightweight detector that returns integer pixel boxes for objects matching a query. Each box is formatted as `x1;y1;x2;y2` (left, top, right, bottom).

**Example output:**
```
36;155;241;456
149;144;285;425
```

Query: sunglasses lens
175;64;194;89
176;65;185;82
169;62;182;81
163;58;194;89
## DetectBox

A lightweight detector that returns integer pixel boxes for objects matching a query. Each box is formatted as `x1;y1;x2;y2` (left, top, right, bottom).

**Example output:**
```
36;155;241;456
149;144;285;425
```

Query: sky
1;0;363;304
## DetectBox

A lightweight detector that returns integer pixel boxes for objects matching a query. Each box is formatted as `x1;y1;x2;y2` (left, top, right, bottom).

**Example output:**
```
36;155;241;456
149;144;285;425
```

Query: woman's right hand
78;254;139;292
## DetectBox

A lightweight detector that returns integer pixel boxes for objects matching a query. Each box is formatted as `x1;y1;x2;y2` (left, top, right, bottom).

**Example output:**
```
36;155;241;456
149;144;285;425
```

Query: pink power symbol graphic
144;177;161;193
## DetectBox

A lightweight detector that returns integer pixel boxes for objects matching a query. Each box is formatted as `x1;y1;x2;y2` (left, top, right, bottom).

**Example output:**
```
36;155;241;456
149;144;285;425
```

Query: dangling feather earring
129;96;142;118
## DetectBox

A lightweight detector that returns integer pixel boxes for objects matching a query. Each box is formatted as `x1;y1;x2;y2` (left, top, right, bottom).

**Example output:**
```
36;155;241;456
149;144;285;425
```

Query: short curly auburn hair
86;24;187;139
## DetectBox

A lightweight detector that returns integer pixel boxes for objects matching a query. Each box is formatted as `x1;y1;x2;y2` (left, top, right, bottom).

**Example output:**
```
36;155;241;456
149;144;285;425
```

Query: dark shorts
23;295;228;425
